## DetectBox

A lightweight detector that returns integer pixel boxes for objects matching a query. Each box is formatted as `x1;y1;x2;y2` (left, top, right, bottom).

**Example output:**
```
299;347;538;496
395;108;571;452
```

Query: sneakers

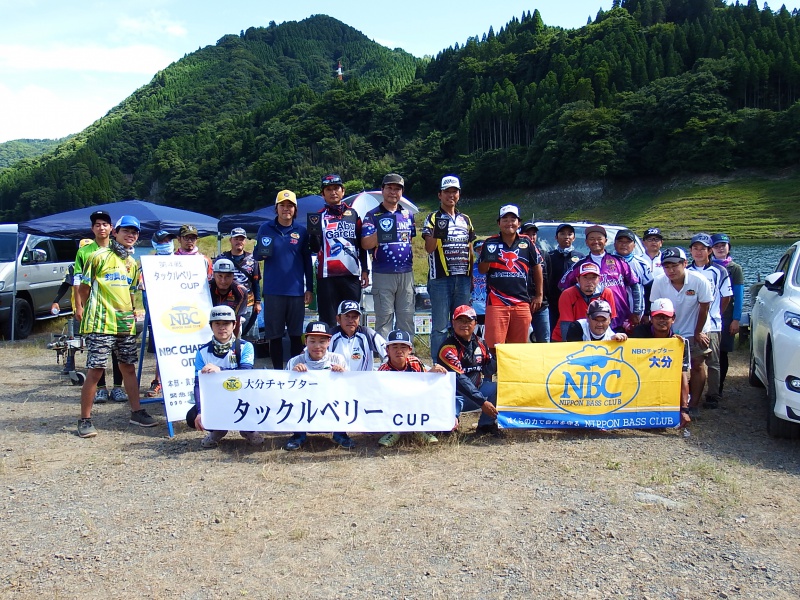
145;380;162;398
129;409;158;427
475;423;504;438
109;387;128;403
77;418;97;438
415;431;439;444
283;433;306;451
704;394;721;409
201;430;227;448
94;387;109;404
378;433;401;448
240;431;265;446
332;432;356;449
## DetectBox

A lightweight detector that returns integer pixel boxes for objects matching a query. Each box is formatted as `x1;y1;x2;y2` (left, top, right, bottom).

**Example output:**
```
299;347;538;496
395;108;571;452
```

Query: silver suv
0;224;76;340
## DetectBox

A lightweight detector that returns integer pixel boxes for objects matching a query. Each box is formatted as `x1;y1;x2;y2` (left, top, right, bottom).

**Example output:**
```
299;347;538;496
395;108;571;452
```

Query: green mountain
0;137;72;170
1;3;799;226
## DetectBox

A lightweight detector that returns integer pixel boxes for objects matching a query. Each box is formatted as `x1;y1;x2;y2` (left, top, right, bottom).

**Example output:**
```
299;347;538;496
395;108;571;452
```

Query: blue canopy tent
19;200;219;240
217;195;325;235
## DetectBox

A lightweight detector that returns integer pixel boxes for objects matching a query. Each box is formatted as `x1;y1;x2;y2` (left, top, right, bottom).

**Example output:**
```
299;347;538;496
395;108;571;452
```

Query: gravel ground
1;337;799;599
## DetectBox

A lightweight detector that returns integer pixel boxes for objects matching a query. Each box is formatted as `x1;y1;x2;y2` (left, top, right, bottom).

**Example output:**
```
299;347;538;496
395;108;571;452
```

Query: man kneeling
186;306;264;448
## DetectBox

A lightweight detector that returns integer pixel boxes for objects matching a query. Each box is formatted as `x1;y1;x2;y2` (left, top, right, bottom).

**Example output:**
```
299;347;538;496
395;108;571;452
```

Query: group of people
69;170;744;448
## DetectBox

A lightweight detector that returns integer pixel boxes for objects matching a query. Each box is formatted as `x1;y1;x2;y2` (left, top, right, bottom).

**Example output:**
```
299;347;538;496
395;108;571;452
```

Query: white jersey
329;326;387;372
687;261;732;332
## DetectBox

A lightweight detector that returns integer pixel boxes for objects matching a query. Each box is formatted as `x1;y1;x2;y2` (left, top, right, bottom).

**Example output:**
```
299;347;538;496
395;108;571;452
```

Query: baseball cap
521;222;538;233
337;300;362;315
710;233;730;245
587;299;613;319
498;204;520;219
615;229;636;241
440;175;461;190
556;223;575;234
89;210;112;225
651;298;676;317
79;238;94;248
321;174;343;188
115;215;141;231
585;225;607;238
304;320;332;338
690;233;713;248
209;305;237;323
661;247;687;263
275;190;297;205
452;305;477;321
179;224;198;237
213;258;235;273
229;227;247;238
382;173;405;188
578;262;601;276
643;227;663;239
153;230;173;243
386;329;413;347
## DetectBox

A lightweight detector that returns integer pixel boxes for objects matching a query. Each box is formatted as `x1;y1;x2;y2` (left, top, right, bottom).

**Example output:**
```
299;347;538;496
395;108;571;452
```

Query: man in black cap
329;300;387;372
521;221;550;342
308;174;369;327
564;299;629;342
547;223;584;333
361;173;416;339
215;227;261;338
613;228;652;320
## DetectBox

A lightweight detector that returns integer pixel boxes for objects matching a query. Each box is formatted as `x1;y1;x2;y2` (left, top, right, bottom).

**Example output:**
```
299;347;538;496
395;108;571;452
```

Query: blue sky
1;0;797;143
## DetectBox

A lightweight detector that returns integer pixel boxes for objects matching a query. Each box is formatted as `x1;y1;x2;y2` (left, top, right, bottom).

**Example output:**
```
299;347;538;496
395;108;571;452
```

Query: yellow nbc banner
496;338;683;430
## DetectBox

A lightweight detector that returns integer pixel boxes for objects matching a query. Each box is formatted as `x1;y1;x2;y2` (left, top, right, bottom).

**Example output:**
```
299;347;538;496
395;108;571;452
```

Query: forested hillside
1;1;799;222
0;138;71;169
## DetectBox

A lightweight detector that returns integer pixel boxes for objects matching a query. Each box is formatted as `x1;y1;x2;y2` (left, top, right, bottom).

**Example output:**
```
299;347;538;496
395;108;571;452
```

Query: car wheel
766;351;800;439
1;298;34;340
748;336;764;388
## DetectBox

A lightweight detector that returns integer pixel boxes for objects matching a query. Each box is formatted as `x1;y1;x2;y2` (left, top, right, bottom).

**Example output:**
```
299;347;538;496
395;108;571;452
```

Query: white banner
140;255;212;423
199;370;456;432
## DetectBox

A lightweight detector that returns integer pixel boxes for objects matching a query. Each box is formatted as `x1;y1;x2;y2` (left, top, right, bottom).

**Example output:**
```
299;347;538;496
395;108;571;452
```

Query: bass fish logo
546;345;640;414
222;377;242;392
161;304;205;334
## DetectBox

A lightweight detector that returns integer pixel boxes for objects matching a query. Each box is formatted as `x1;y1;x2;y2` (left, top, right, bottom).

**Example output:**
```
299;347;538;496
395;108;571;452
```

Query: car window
789;248;800;287
21;236;52;263
775;249;794;276
51;239;78;262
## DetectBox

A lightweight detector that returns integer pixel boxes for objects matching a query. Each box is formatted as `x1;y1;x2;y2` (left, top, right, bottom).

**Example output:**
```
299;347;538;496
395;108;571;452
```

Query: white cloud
0;43;175;74
116;10;188;38
0;83;115;142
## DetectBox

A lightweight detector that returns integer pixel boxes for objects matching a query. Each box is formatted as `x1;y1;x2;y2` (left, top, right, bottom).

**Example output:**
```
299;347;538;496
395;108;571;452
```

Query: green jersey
79;248;140;336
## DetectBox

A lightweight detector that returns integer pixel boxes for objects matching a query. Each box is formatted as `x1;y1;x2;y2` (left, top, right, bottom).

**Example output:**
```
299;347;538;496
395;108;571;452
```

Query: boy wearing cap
559;225;642;332
437;305;500;437
216;228;262;337
254;190;314;370
631;298;691;428
175;224;213;280
310;174;369;328
711;233;744;397
642;228;664;272
329;300;387;372
209;258;248;337
564;299;628;343
688;233;732;408
187;306;263;448
650;247;714;413
282;321;353;451
377;329;447;447
77;216;158;438
361;173;416;339
477;205;543;351
422;175;476;357
552;262;617;342
547;223;584;331
73;210;126;403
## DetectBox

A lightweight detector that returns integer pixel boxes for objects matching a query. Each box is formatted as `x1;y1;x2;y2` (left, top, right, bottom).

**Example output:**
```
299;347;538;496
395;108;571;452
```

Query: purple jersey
362;204;416;274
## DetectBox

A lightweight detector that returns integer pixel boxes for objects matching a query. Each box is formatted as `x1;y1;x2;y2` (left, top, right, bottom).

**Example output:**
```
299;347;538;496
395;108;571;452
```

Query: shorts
262;294;305;339
688;336;713;366
86;333;138;369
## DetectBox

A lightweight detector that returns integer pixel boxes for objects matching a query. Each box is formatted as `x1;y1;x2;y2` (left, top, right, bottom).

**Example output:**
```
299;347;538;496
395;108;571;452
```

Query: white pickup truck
0;224;77;340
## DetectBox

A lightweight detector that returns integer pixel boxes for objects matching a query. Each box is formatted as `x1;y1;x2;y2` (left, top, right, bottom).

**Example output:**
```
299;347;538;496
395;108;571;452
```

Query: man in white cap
564;299;628;342
361;173;416;339
477;204;543;352
329;300;387;372
631;298;691;428
422;175;476;358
